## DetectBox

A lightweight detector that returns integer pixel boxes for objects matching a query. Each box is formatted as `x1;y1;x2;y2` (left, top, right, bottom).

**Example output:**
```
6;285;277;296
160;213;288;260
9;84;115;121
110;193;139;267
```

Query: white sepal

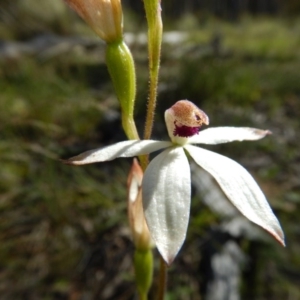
64;140;171;165
188;127;271;145
185;144;285;246
142;147;191;265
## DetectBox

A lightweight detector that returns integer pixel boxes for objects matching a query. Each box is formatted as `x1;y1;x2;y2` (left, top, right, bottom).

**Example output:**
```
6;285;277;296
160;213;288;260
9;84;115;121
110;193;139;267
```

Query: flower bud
127;159;152;250
64;0;123;43
165;100;209;145
105;41;138;140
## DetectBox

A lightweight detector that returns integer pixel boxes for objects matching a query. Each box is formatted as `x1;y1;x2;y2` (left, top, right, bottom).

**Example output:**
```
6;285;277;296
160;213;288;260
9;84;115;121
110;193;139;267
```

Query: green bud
106;41;139;139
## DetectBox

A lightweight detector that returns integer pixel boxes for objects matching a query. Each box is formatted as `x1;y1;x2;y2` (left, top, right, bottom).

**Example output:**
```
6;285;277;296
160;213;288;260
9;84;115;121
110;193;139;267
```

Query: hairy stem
143;0;163;140
157;255;167;300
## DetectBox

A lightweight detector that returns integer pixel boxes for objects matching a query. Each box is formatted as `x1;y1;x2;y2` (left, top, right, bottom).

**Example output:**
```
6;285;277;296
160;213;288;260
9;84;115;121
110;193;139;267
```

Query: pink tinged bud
127;159;152;250
64;0;123;43
165;100;209;144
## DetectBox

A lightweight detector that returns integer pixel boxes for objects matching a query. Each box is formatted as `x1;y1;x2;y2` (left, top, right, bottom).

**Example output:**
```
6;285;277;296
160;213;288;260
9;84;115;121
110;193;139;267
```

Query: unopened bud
127;159;152;250
64;0;123;43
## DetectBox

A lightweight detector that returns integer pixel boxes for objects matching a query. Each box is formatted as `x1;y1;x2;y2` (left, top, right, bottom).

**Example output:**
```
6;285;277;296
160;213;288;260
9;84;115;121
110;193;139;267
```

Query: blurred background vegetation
1;0;300;299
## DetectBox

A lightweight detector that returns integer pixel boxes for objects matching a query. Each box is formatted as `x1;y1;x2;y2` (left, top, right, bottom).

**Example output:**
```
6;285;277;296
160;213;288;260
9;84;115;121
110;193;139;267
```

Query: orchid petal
188;127;271;145
142;147;191;265
185;144;285;246
64;140;171;165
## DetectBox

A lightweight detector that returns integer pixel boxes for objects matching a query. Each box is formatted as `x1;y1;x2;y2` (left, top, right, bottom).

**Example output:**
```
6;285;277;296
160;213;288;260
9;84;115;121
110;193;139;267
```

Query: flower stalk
143;0;163;140
134;249;153;300
157;256;167;300
142;0;164;295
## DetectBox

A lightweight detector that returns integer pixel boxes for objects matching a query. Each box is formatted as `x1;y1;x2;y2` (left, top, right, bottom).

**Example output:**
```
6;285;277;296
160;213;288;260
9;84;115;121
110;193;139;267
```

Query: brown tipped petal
188;127;271;145
185;144;285;246
62;140;171;165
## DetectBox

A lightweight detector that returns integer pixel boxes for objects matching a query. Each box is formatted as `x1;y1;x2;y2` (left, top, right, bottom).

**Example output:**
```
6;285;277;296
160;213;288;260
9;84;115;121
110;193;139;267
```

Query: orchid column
64;0;139;140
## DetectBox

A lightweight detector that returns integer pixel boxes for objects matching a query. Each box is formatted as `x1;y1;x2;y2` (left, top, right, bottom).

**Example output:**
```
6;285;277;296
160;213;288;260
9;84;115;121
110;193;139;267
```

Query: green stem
140;293;147;300
143;0;163;140
157;255;167;300
142;2;164;298
122;114;139;141
134;249;154;299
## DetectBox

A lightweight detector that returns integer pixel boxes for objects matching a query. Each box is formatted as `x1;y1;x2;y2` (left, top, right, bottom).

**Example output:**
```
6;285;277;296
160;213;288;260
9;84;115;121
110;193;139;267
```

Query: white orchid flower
63;100;285;265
